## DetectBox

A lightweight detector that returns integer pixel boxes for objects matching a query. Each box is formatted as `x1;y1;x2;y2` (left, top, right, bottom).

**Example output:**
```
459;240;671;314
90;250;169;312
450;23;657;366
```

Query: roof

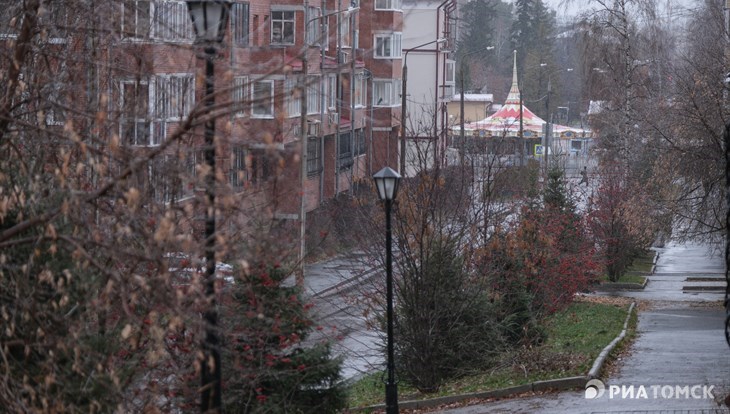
452;93;494;102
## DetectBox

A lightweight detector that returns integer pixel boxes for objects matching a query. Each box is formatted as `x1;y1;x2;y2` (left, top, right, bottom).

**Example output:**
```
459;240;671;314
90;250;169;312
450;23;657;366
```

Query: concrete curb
349;302;637;413
588;301;636;378
599;278;648;290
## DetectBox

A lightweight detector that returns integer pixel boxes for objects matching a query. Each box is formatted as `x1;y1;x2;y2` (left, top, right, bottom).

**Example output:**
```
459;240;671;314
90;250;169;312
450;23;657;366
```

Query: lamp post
458;46;494;165
543;67;573;174
185;1;230;412
400;38;446;175
372;166;401;414
517;59;546;167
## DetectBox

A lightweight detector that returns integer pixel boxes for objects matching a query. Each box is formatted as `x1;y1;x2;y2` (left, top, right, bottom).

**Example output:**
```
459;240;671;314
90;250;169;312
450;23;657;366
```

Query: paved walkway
439;242;730;413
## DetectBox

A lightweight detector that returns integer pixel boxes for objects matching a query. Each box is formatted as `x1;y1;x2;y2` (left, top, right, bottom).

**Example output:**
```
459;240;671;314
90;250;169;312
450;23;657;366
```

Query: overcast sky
536;0;701;24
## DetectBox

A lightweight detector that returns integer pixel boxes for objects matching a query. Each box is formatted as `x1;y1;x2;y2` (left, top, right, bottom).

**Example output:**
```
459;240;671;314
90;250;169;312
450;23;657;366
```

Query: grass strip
346;298;631;408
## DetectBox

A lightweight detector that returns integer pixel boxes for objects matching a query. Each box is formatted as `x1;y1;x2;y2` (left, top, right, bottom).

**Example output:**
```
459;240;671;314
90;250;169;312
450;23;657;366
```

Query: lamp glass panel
383;177;396;200
375;178;387;200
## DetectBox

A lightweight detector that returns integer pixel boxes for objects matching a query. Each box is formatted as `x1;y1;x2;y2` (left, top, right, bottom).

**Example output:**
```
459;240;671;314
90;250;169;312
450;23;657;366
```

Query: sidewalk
439;242;730;413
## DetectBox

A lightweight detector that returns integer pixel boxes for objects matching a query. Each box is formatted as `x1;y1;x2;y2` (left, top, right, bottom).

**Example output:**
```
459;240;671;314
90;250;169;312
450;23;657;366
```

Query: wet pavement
439;242;730;413
302;251;383;381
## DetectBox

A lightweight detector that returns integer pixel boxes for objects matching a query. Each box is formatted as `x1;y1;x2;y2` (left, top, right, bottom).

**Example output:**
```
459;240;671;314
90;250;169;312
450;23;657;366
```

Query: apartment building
401;0;456;174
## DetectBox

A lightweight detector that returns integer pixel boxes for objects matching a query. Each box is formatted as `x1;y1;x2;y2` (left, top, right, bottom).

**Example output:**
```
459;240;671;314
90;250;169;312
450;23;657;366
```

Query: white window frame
153;1;194;42
305;6;322;46
251;79;275;118
374;32;402;59
340;13;350;48
231;2;250;46
230;145;248;188
375;0;402;11
286;78;301;117
270;10;295;45
153;73;195;122
307;75;320;115
122;0;152;40
327;74;337;110
120;79;152;146
122;1;194;42
355;73;366;108
233;76;248;117
373;79;401;107
445;60;456;84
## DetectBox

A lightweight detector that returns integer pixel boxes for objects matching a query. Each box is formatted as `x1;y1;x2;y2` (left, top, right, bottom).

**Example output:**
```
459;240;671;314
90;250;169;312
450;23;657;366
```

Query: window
249;150;270;185
0;1;21;37
307;137;321;175
154;74;195;121
286;78;301;117
122;1;194;42
231;2;250;46
338;132;353;168
374;33;402;58
184;149;204;195
45;82;66;126
122;0;151;39
149;156;181;203
120;80;151;146
271;10;294;44
327;75;337;109
153;1;194;42
445;61;455;84
233;76;248;116
340;14;350;48
355;73;366;107
354;129;366;156
307;75;320;114
252;80;274;118
230;145;247;188
120;74;193;146
375;0;402;10
305;6;322;45
373;79;401;107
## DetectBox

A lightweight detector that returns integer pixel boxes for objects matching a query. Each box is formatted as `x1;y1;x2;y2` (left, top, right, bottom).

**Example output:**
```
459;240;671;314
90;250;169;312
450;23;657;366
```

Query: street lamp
458;46;494;165
400;38;446;175
186;1;230;412
543;67;573;174
372;166;401;414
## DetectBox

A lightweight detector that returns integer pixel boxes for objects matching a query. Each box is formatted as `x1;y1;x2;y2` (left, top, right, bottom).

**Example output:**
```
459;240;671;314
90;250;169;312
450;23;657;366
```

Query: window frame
326;74;337;110
338;131;353;169
355;73;366;108
231;2;250;46
233;76;248;117
286;77;301;117
307;75;320;115
375;0;402;11
373;79;401;107
306;137;322;176
374;32;402;59
251;79;275;118
120;79;152;146
230;145;248;188
270;10;295;45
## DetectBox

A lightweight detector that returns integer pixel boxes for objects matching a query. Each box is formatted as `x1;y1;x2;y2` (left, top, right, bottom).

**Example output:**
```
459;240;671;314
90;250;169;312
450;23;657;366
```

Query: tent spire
505;50;521;104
